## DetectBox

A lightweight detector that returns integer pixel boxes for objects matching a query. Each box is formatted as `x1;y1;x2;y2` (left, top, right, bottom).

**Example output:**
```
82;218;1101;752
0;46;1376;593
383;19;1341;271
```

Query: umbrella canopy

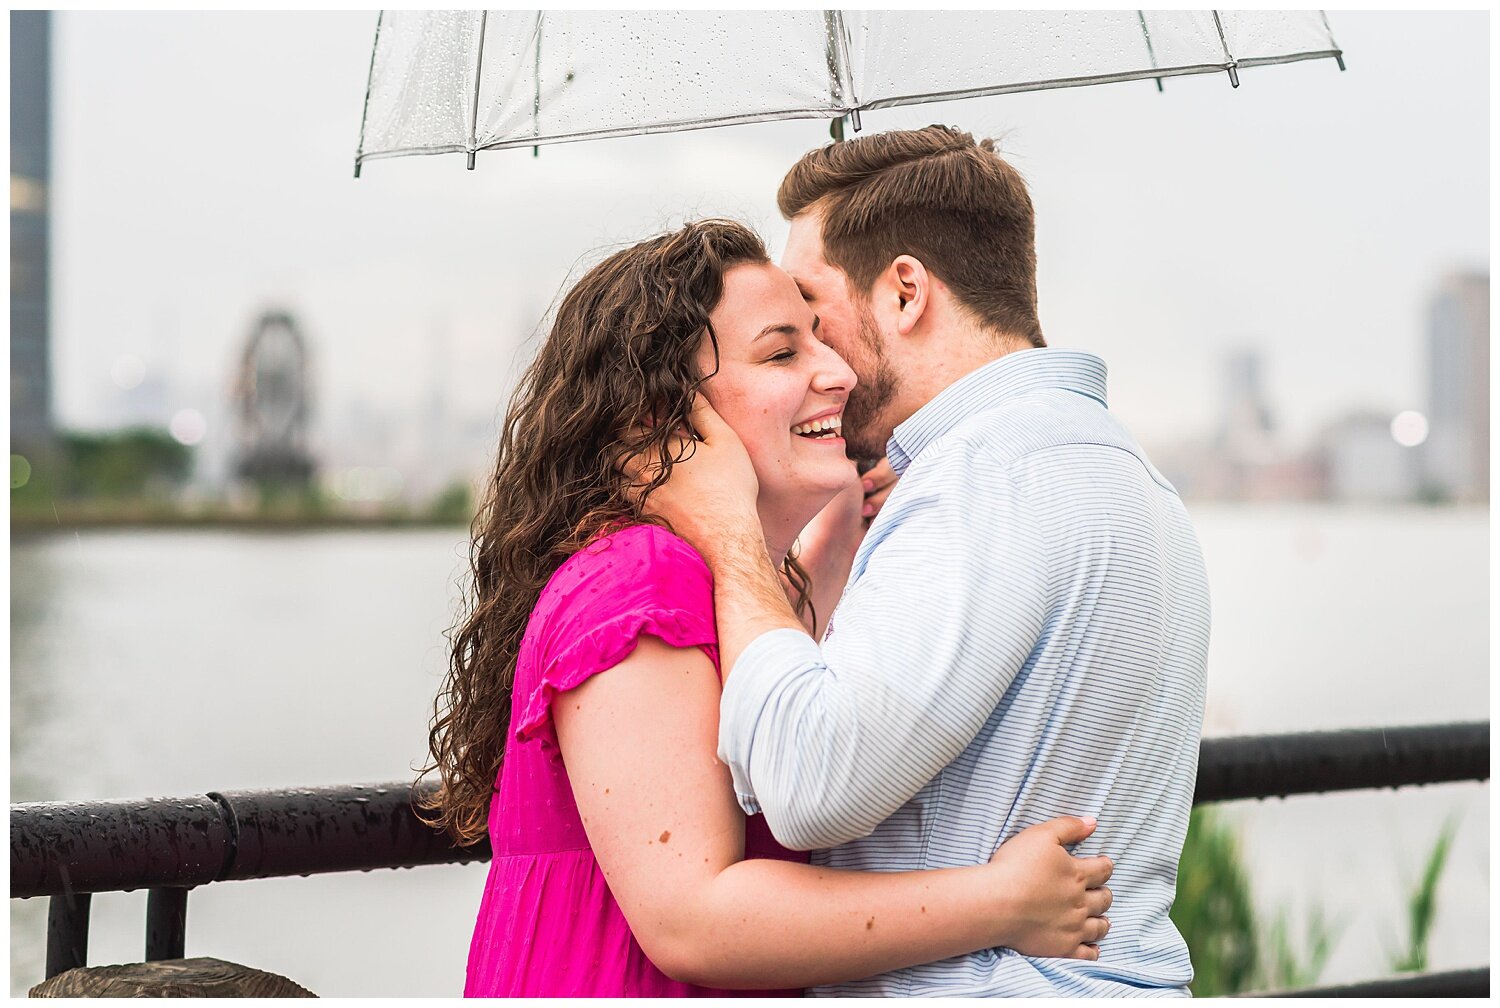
354;10;1343;175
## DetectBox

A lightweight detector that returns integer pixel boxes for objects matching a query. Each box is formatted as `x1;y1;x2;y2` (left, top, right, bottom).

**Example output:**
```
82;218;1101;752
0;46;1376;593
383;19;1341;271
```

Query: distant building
1318;411;1420;503
10;11;52;457
1188;348;1320;500
1423;272;1489;502
1217;349;1276;454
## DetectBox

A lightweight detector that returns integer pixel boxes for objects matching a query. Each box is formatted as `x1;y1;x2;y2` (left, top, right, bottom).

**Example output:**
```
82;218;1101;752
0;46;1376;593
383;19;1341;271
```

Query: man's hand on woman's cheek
624;394;762;550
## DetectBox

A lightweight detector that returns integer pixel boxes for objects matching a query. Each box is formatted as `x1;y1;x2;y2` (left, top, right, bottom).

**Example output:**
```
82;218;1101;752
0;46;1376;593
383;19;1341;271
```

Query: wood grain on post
29;957;316;997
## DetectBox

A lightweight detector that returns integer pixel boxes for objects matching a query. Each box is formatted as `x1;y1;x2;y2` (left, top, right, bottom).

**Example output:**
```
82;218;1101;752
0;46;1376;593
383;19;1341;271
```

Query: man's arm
630;396;805;673
554;635;1112;989
641;398;1044;851
701;519;807;676
718;466;1048;850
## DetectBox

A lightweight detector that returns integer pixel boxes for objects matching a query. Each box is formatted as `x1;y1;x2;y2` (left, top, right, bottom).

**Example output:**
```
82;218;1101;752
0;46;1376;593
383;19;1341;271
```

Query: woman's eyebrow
754;316;819;342
754;323;799;342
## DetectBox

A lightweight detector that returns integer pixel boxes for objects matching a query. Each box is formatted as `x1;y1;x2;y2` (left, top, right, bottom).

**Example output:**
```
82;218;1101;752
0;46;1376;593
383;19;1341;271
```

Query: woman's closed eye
769;349;797;363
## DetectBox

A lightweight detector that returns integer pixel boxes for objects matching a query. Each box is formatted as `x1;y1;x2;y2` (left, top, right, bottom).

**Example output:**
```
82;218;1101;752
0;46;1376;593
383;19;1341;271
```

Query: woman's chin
771;472;857;511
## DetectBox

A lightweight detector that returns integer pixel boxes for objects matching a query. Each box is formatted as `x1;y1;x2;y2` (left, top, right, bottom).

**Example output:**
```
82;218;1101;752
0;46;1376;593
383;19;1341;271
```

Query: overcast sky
48;11;1488;458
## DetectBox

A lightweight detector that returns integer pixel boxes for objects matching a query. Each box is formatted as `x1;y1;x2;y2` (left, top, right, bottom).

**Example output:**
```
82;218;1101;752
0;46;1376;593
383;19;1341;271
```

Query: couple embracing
424;124;1210;998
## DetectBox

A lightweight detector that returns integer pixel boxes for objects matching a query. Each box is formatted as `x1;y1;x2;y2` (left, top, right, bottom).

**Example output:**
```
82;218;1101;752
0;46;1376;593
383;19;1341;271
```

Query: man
650;125;1210;996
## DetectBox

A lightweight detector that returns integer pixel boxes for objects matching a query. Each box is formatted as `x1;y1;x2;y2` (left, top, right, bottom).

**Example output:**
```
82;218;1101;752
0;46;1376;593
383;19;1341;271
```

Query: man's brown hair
778;124;1045;348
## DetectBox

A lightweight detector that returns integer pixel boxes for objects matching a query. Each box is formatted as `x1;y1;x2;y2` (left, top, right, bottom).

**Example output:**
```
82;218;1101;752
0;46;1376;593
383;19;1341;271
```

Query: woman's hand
985;816;1114;960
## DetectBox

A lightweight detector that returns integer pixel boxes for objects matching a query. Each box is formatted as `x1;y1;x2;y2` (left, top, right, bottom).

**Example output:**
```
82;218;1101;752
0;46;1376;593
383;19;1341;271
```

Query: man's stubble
840;301;901;465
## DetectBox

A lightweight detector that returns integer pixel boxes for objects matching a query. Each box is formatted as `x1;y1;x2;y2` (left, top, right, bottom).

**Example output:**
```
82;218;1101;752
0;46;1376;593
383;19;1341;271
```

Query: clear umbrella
354;10;1344;175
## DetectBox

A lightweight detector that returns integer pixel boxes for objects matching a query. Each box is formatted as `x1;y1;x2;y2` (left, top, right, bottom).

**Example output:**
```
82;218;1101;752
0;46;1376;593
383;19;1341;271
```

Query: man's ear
888;255;930;337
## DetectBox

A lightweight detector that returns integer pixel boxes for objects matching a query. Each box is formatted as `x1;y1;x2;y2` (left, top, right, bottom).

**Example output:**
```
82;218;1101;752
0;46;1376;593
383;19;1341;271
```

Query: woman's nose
813;341;857;392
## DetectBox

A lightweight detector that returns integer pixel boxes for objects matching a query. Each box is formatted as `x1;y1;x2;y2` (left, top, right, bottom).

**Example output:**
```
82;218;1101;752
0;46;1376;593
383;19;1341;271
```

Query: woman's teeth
792;415;842;439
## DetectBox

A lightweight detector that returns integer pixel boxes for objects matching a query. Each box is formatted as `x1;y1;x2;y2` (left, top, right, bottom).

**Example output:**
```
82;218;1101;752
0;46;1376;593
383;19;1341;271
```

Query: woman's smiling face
697;262;859;516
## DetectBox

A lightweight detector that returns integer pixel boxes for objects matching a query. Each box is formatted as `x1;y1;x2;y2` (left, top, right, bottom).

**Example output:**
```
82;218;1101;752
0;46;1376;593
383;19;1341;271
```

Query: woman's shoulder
513;523;720;749
551;522;709;591
533;523;712;631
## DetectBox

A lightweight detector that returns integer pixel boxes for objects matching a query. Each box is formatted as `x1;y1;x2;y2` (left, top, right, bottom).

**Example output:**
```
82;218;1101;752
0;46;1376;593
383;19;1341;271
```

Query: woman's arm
794;458;901;638
792;477;866;638
553;635;1111;990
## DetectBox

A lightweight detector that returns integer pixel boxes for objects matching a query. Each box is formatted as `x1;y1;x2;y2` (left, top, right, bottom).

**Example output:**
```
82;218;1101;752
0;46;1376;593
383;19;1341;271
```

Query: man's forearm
701;525;806;679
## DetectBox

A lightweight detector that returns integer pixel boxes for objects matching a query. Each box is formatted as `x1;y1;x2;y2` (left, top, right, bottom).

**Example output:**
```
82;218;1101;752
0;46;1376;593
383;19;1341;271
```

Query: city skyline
28;11;1492;497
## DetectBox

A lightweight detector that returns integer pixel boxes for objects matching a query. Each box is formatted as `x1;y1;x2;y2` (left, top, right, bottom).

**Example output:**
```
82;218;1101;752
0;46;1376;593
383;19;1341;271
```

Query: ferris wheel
232;310;315;486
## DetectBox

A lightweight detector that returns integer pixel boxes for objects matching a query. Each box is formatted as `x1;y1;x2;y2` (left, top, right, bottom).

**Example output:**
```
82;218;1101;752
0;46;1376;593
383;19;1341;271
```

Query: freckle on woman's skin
659;830;671;843
866;917;875;930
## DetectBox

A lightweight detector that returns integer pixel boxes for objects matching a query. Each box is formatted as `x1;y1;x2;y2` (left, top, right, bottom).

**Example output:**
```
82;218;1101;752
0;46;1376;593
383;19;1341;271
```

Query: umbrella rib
467;10;487;170
353;10;385;178
1319;11;1348;70
1136;10;1164;93
823;10;859;134
1210;10;1240;87
475;106;850;153
532;13;543;155
856;62;1247;112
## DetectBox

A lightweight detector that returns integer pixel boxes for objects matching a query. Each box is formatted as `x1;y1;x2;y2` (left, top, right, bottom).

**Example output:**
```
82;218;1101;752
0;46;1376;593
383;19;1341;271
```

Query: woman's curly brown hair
418;219;816;845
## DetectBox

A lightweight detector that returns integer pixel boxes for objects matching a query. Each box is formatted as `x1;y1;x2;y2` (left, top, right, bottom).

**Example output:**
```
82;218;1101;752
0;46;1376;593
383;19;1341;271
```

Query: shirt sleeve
717;461;1048;851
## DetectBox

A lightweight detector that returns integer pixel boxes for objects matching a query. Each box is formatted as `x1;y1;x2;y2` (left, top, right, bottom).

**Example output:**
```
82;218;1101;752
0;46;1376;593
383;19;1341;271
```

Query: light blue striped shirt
719;348;1210;997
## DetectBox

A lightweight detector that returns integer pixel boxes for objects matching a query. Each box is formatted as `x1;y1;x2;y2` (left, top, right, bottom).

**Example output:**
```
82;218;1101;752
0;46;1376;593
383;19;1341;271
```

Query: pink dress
464;524;806;997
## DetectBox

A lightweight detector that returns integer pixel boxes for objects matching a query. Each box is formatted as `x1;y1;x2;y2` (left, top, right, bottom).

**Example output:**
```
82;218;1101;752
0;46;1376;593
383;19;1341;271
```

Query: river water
9;505;1488;995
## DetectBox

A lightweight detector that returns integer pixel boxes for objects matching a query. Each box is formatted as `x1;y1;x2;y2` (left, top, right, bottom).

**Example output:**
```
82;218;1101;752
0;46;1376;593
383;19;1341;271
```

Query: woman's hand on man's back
985;816;1114;961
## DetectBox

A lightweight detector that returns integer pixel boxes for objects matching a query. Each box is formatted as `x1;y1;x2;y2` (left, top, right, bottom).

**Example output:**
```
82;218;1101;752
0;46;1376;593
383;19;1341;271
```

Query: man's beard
841;305;900;465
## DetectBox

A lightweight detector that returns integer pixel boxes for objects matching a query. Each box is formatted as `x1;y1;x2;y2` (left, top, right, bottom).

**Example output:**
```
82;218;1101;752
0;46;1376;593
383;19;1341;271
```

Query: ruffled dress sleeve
514;524;718;753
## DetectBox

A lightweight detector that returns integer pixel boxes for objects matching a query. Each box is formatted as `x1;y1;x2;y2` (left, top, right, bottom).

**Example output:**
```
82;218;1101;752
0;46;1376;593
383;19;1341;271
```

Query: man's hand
624;394;802;678
859;456;899;520
628;394;761;556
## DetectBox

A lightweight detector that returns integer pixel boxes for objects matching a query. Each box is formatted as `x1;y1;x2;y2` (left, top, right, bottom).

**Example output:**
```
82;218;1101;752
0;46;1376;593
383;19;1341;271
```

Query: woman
422;220;1112;997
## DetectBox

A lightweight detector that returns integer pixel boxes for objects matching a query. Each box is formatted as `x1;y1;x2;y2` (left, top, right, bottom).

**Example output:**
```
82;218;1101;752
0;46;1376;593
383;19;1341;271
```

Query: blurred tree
426;479;474;524
59;427;191;499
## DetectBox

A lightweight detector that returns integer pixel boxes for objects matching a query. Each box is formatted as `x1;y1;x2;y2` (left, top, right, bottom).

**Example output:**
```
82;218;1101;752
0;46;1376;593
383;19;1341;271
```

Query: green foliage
1264;904;1338;990
1389;818;1458;974
59;427;192;499
10;449;59;511
1172;807;1342;996
1172;806;1260;995
425;480;474;524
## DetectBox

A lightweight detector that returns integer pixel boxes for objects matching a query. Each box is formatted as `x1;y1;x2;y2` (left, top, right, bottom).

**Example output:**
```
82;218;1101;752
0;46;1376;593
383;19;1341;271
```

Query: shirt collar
886;348;1109;474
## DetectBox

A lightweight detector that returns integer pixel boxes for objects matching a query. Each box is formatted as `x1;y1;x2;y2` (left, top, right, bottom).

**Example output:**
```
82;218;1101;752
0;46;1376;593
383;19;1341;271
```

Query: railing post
45;891;90;978
145;886;189;961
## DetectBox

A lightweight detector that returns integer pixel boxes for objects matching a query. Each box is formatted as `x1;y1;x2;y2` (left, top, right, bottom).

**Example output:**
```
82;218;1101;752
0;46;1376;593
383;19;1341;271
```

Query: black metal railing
12;721;1491;994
